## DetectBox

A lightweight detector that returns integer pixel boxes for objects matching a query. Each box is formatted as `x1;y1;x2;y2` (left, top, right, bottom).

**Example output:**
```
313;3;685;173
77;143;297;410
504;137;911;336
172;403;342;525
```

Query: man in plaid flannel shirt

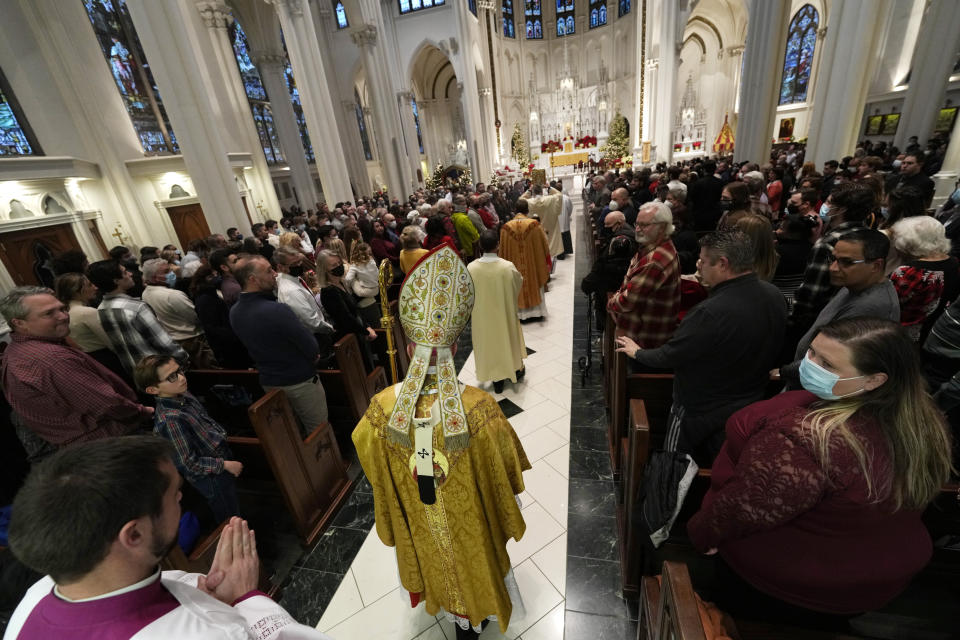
87;259;187;375
607;201;681;351
788;183;875;331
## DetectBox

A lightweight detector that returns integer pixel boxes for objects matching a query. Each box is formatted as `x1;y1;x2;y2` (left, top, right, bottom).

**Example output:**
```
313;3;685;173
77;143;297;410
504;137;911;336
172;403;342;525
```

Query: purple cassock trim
18;577;179;639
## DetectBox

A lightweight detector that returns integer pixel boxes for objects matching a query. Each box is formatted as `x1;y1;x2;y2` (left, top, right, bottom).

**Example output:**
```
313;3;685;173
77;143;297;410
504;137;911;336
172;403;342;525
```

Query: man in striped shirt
607;201;681;357
87;259;187;375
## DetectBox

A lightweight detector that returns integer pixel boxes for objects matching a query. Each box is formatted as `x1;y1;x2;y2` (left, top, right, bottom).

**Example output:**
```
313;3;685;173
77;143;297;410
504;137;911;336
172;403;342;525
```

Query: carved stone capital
196;1;232;29
351;24;378;48
397;90;415;103
362;107;372;117
251;50;286;67
479;87;492;97
266;0;304;18
817;27;828;39
726;45;745;56
478;0;495;9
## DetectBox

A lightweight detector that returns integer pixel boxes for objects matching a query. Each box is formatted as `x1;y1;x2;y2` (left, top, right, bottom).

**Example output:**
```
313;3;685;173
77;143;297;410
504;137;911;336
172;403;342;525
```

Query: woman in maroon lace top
688;317;952;625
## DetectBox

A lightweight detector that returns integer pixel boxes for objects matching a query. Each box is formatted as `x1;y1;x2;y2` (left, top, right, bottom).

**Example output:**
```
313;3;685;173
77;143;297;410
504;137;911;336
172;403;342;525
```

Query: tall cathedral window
411;98;424;154
0;68;41;156
556;0;574;36
355;89;373;161
334;1;348;28
525;1;542;39
589;0;606;28
398;0;445;14
229;21;283;165
618;0;629;17
503;0;516;38
83;0;178;155
469;0;477;16
778;4;819;105
280;39;315;164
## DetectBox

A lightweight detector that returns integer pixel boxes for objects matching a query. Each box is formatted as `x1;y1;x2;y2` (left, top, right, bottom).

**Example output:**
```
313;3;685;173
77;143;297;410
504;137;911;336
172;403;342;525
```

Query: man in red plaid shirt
607;201;681;350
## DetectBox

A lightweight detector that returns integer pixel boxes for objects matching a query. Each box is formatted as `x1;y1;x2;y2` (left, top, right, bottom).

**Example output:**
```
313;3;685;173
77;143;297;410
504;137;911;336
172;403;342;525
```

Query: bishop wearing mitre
352;243;530;638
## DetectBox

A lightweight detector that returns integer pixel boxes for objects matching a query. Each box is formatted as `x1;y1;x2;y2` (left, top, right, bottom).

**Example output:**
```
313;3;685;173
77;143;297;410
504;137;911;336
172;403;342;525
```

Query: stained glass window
398;0;445;14
618;0;629;17
355;89;373;161
83;0;177;155
556;0;574;36
525;1;542;39
0;69;40;156
589;0;606;27
228;21;283;165
778;4;819;106
281;41;315;164
503;0;516;37
411;97;424;154
468;0;477;16
334;1;348;28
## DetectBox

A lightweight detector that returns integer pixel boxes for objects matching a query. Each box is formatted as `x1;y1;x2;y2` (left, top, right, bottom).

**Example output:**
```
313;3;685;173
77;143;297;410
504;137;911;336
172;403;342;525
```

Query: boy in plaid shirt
135;355;242;522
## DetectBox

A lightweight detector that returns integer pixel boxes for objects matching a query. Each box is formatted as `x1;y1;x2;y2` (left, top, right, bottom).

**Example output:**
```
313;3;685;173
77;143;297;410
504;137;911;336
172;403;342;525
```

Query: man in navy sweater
229;255;327;435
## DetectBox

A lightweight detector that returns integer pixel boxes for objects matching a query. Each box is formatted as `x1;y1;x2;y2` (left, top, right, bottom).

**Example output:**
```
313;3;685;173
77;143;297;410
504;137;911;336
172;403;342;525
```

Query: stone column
397;90;424;186
125;0;247;234
652;0;679;164
196;1;282;220
268;0;352;204
893;0;960;149
452;0;490;175
733;0;790;164
341;99;372;195
254;52;318;208
351;25;411;195
806;0;894;168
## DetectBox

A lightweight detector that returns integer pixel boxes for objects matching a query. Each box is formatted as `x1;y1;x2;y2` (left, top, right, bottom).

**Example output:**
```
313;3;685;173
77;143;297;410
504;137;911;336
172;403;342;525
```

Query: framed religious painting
777;118;795;141
879;113;900;136
865;115;883;136
934;107;958;134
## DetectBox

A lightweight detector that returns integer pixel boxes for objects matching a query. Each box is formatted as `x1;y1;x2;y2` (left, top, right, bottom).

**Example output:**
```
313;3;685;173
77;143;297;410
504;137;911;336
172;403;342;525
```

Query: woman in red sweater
688;317;952;629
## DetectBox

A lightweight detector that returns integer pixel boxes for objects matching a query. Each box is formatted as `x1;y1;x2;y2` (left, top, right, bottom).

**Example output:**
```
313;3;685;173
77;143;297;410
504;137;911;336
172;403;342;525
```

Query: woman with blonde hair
734;213;779;281
399;226;428;274
689;317;952;629
345;241;381;326
324;237;350;270
316;249;377;371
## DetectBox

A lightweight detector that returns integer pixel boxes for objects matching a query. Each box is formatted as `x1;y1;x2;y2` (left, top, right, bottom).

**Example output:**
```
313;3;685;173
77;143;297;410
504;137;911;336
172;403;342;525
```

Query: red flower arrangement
540;140;562;153
575;135;597;149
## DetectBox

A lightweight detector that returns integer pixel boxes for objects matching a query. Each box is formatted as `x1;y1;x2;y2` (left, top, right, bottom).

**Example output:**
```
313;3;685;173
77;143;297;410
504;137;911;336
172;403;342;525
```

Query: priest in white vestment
467;230;528;393
519;185;564;264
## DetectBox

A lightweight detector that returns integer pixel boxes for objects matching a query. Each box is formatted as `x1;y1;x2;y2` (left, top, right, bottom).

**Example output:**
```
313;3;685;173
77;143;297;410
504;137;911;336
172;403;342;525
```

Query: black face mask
718;199;733;212
330;265;346;277
289;266;304;278
786;203;801;216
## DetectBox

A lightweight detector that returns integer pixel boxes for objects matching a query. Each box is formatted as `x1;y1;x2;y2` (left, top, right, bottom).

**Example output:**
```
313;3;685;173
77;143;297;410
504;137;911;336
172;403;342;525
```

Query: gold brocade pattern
352;385;531;633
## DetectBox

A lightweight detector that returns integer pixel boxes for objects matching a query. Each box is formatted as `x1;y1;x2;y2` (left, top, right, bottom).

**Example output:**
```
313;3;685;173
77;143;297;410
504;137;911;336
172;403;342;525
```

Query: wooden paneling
0;223;81;286
167;203;211;248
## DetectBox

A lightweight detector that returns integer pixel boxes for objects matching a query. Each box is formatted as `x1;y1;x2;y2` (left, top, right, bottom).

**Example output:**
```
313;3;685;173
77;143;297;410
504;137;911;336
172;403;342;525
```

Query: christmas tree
601;111;629;161
510;123;529;167
424;162;444;190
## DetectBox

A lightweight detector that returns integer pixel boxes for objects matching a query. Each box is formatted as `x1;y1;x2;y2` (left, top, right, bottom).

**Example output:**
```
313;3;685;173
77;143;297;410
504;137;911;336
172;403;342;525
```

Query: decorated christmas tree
510;123;529;167
455;166;473;191
424;162;444;190
601;111;629;161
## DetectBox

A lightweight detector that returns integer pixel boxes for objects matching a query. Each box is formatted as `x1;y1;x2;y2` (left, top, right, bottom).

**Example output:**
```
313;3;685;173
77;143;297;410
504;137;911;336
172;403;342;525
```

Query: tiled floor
311;209;581;640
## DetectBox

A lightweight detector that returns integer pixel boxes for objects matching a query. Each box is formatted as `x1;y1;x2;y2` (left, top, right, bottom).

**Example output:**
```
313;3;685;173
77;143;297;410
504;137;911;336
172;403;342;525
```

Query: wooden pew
318;333;388;432
638;561;864;640
371;299;410;382
161;521;227;576
248;389;353;546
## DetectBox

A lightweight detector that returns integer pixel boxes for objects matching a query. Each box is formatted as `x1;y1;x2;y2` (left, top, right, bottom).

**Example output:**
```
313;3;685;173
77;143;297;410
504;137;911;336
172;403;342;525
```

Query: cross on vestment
417;448;430;459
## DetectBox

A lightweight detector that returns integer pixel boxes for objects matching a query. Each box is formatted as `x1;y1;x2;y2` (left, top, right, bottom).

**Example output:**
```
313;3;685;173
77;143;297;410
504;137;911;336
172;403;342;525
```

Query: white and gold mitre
386;242;475;452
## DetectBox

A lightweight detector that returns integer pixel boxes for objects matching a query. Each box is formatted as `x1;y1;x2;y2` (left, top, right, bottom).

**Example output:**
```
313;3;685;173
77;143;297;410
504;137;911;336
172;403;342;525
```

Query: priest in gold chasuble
352;243;531;635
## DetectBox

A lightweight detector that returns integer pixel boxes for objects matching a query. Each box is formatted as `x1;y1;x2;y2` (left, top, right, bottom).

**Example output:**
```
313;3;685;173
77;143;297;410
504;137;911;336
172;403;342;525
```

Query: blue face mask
880;206;889;219
819;203;831;220
799;353;867;400
951;188;960;206
164;271;177;287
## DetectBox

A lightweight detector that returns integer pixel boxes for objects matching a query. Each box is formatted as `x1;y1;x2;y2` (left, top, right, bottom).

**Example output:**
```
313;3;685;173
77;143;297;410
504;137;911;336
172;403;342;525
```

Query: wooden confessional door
167;203;212;248
0;224;82;287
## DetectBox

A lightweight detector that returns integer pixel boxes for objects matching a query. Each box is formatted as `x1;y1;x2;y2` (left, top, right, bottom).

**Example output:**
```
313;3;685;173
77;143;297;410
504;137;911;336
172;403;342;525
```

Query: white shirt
276;273;334;334
141;285;203;340
667;179;687;194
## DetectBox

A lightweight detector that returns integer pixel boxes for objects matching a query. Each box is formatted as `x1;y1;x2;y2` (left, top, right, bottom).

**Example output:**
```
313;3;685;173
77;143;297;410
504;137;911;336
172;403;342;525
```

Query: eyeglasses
827;254;868;268
635;221;665;229
162;367;184;384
